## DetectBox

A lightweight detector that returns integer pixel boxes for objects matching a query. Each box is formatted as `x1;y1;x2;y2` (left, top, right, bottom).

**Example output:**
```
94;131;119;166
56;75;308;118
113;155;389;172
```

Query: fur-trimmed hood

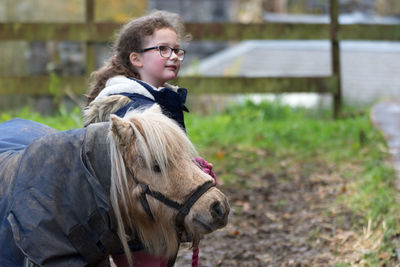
83;76;188;129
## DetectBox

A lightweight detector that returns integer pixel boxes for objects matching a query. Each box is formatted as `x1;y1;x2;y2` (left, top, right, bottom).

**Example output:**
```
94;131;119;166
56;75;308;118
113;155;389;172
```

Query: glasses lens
159;46;171;58
175;49;185;60
157;46;185;60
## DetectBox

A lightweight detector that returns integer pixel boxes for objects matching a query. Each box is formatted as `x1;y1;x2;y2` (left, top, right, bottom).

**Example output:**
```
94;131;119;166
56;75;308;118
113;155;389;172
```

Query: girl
83;10;215;267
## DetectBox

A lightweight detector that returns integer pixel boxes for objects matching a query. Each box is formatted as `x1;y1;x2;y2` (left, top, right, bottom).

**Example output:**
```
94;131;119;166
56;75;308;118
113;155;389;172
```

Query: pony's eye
153;164;161;173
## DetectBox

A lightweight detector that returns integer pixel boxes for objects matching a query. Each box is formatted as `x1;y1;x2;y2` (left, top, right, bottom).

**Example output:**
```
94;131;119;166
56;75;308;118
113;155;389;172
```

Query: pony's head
107;105;230;260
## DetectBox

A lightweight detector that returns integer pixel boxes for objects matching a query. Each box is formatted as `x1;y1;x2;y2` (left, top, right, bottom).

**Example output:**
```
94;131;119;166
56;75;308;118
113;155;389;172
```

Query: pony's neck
83;122;111;191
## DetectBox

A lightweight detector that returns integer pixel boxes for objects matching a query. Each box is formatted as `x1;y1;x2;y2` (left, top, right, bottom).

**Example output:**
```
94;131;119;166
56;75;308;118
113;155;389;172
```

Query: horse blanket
0;119;121;266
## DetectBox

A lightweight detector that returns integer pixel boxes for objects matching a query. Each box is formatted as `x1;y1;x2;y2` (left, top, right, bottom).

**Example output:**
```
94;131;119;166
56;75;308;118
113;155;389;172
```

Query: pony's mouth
193;217;217;233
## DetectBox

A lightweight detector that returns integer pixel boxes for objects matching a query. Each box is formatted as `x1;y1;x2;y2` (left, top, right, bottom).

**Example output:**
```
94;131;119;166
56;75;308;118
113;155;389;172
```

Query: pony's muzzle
209;199;230;228
187;187;230;236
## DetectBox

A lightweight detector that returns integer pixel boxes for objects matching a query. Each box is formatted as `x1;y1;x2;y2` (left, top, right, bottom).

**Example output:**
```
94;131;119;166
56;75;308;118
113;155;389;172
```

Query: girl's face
134;28;181;88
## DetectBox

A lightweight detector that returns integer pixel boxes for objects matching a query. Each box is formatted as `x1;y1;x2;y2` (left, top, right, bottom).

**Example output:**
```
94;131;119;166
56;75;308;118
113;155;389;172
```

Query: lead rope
191;157;217;267
192;246;199;267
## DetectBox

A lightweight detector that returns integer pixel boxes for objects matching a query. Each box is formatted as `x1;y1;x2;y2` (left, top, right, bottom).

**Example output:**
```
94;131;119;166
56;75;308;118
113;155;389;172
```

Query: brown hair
85;10;187;105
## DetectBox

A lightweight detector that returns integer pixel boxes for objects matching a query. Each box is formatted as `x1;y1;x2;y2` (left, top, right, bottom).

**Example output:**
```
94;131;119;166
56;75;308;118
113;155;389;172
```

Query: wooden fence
1;0;400;117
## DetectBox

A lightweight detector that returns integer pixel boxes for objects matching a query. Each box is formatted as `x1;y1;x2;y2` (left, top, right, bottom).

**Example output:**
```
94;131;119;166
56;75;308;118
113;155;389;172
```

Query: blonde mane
107;106;198;263
83;95;131;126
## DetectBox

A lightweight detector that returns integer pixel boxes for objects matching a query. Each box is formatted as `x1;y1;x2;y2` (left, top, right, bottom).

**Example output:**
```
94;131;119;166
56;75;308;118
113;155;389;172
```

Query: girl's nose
170;50;179;60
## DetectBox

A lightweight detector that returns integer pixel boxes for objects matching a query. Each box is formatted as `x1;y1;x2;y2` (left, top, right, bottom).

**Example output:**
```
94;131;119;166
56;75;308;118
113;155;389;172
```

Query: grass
1;100;399;264
0;106;83;130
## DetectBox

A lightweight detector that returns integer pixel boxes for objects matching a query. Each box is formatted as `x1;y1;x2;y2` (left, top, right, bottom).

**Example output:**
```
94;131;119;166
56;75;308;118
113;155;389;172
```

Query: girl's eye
153;164;161;173
159;46;169;52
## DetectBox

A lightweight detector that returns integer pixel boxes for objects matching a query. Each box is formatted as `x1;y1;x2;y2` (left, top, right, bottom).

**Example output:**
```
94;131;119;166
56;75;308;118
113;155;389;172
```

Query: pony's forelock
124;107;198;177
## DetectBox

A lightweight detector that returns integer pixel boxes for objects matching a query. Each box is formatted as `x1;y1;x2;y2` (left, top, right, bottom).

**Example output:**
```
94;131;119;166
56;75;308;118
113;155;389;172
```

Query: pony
0;105;229;267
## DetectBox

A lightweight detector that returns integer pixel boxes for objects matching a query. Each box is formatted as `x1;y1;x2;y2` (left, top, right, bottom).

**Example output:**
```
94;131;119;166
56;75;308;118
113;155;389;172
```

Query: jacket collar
94;76;181;103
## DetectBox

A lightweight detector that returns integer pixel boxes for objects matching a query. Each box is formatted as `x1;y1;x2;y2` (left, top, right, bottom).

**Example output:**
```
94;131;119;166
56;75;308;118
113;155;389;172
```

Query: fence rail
1;0;399;117
2;22;399;42
0;76;338;95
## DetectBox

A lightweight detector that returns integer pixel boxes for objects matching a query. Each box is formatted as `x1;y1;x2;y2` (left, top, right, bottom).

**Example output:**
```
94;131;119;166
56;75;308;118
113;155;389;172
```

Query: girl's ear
129;52;143;68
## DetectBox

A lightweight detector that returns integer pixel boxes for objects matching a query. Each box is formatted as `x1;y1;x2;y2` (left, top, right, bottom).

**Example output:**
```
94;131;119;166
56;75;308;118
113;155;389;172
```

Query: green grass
0;106;83;130
186;101;386;178
1;100;398;264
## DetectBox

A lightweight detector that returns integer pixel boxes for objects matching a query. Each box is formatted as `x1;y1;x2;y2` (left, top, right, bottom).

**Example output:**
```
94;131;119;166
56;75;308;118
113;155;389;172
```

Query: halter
127;168;215;232
126;167;215;267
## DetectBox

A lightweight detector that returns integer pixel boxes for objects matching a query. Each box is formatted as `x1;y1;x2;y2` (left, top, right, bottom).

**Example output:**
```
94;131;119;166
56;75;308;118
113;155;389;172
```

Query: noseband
127;168;215;232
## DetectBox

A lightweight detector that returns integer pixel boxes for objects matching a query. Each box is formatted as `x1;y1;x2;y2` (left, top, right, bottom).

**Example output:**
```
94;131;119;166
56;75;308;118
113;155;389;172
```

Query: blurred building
182;38;400;105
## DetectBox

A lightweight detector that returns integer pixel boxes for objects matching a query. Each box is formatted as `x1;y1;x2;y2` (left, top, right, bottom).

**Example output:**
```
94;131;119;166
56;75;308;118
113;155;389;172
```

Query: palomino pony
0;106;229;266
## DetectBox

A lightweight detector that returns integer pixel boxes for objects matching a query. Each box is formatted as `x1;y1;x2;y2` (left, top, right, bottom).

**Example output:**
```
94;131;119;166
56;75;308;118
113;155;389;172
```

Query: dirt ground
175;161;370;267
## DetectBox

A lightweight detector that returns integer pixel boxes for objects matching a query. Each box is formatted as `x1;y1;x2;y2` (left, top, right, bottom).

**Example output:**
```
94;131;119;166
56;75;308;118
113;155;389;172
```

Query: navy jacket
90;76;188;130
114;78;188;130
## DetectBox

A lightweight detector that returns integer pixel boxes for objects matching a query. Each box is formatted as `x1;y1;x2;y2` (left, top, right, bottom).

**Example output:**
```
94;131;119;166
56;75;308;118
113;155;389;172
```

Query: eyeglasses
140;45;185;61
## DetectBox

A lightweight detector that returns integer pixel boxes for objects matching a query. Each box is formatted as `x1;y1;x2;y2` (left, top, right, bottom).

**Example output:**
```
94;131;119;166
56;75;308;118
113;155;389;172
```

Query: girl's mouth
166;65;177;71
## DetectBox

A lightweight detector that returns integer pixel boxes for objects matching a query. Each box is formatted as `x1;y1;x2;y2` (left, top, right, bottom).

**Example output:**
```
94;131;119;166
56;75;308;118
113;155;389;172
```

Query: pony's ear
110;115;134;146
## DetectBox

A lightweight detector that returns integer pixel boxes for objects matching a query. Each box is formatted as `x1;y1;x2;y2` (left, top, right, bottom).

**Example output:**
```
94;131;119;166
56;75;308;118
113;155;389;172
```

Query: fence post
330;0;342;119
85;0;96;76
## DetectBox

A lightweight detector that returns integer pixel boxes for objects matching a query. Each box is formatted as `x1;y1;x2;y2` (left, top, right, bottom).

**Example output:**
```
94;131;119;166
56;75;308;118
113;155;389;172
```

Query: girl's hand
193;157;217;185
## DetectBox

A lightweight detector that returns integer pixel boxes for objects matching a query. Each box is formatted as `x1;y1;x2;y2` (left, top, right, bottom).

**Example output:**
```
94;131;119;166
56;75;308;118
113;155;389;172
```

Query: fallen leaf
231;229;240;236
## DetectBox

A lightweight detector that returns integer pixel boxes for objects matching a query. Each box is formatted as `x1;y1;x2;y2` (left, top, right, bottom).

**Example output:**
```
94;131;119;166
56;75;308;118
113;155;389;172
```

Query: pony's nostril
210;201;225;220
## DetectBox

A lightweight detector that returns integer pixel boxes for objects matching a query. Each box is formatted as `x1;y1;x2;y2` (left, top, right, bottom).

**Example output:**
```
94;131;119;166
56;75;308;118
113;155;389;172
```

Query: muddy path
175;162;362;267
174;101;400;267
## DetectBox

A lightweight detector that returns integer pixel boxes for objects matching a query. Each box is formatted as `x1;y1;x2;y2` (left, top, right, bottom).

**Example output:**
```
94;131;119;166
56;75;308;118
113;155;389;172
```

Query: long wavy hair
86;10;187;105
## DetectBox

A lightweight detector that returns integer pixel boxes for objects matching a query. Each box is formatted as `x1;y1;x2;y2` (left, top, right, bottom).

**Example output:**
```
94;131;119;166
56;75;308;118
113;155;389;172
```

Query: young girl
83;10;215;267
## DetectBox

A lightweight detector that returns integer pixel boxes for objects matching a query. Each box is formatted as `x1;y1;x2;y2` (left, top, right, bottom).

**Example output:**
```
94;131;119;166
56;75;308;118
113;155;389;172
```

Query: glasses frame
139;45;185;61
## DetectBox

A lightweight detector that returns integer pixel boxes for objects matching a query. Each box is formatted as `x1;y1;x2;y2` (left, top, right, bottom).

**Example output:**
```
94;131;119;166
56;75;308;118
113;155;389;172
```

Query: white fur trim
163;83;179;92
95;76;155;101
